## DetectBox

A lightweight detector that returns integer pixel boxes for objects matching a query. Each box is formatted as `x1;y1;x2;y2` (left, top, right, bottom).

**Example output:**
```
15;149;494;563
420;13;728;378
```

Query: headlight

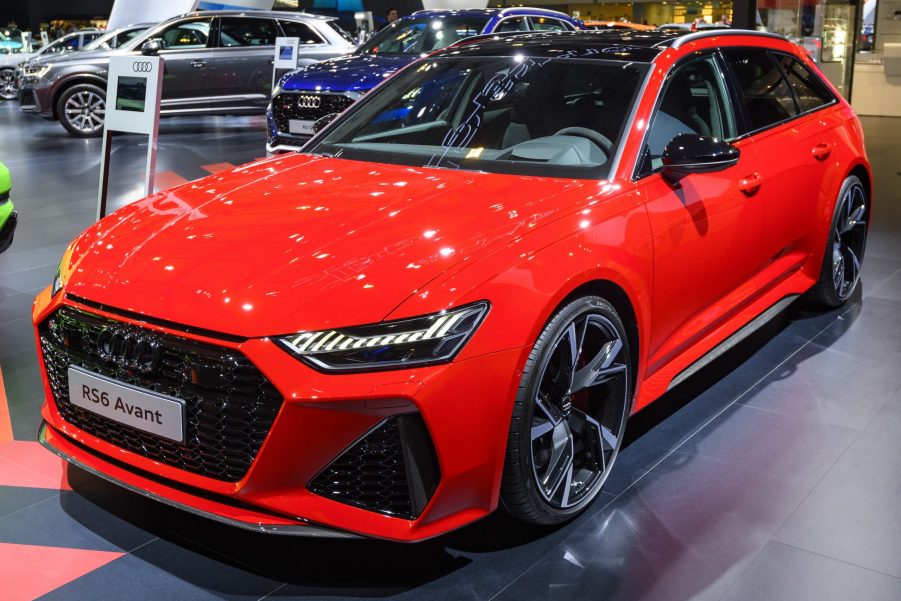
277;301;489;372
51;264;63;297
24;64;51;79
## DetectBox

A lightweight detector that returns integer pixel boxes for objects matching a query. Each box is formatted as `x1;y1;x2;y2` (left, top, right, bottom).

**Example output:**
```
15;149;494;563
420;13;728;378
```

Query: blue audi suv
267;8;584;152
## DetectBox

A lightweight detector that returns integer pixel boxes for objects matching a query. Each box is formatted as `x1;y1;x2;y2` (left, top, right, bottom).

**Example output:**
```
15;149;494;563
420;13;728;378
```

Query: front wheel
806;175;869;308
501;296;632;525
56;83;106;138
0;69;17;101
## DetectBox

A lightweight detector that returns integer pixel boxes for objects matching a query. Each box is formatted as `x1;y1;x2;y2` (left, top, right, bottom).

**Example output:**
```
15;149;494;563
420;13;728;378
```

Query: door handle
191;60;206;69
268;58;274;65
738;172;762;196
812;142;832;161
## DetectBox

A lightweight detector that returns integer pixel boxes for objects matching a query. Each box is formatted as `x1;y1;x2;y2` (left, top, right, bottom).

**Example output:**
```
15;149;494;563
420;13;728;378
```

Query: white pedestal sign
273;37;300;90
97;55;164;220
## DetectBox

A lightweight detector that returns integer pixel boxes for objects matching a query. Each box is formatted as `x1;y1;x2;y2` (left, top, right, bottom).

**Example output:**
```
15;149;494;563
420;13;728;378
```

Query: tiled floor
0;103;899;600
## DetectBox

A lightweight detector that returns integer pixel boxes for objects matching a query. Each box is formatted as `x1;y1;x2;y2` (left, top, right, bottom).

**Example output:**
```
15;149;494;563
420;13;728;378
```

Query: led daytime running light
286;311;468;355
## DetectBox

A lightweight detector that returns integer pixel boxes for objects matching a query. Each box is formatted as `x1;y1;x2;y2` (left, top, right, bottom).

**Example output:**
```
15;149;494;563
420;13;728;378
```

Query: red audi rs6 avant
35;29;870;542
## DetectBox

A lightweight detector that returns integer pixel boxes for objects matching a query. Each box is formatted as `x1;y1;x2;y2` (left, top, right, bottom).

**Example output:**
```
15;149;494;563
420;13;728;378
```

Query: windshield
309;55;648;179
356;16;490;55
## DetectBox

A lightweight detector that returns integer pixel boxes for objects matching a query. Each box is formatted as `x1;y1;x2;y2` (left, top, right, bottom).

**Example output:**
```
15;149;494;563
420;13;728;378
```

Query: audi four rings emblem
298;95;321;109
132;61;153;73
96;329;162;373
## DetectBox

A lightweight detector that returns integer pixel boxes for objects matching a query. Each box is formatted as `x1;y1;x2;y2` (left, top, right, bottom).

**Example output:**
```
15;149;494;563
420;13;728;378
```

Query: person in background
382;8;399;29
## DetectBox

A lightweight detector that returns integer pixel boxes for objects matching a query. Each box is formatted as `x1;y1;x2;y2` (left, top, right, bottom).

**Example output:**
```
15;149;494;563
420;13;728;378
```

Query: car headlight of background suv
24;64;51;78
277;301;489;372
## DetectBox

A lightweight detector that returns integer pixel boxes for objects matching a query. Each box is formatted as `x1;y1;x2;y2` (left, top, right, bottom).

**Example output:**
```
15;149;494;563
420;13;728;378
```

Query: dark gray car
18;11;354;137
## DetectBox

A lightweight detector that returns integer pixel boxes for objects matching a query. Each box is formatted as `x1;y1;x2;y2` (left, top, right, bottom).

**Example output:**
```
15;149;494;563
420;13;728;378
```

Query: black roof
438;29;786;62
439;30;681;62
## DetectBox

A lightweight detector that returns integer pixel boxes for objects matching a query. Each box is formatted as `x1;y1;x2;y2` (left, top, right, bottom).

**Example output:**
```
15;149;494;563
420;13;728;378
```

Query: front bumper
18;82;53;117
33;289;524;542
0;209;15;253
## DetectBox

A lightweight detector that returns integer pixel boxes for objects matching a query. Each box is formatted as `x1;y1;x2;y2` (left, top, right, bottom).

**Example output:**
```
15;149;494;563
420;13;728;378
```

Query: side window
494;17;528;33
218;18;277;47
723;48;798;132
279;20;325;45
641;54;737;175
772;53;835;113
529;17;572;31
158;19;212;49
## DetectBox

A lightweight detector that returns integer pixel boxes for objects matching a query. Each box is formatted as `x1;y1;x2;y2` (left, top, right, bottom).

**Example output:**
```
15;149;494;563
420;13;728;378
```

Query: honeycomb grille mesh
308;414;440;519
271;93;355;134
39;306;283;482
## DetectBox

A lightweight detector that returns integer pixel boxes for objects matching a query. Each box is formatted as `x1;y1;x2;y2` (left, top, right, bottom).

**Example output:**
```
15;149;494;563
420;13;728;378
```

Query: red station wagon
35;29;871;542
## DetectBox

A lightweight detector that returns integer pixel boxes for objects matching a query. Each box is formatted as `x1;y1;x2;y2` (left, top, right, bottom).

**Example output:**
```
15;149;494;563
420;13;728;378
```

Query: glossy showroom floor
1;101;900;601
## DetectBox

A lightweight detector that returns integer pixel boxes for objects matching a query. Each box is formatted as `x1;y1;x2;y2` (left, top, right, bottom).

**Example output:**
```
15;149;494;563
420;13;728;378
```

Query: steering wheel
553;127;614;155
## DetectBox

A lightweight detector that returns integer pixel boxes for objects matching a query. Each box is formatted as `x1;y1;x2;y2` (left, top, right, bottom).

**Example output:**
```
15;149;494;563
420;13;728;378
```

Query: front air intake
308;413;440;519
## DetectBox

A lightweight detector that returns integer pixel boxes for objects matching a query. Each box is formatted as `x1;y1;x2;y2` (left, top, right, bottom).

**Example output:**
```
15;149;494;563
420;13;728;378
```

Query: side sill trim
666;294;799;391
39;422;362;539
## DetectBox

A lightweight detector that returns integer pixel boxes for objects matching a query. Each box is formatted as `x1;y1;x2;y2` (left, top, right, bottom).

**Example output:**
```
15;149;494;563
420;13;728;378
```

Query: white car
1;29;102;100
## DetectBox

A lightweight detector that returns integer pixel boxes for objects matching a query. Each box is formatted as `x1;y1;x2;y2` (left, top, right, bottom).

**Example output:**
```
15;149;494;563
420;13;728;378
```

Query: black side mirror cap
661;134;740;183
141;39;162;56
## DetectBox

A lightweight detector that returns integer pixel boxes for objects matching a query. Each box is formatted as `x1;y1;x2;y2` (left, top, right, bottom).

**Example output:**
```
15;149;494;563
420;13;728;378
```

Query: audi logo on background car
298;95;321;109
132;62;153;73
96;329;162;372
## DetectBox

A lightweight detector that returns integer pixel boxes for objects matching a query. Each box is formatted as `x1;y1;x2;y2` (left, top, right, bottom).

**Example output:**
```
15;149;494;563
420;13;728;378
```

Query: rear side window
529;17;573;31
279;20;325;45
723;48;797;132
772;53;835;113
494;17;529;33
218;17;277;47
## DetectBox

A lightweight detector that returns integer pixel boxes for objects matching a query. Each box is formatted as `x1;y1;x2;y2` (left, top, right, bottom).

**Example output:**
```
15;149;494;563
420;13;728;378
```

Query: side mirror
312;113;339;134
141;39;162;56
661;134;739;183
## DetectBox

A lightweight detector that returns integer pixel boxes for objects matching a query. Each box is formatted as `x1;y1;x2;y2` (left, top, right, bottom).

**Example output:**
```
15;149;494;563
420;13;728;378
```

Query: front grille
271;92;355;134
309;414;440;519
39;306;283;482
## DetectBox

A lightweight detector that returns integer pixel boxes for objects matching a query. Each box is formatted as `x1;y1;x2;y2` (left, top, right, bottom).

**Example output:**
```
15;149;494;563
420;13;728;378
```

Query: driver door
146;16;214;112
636;53;768;375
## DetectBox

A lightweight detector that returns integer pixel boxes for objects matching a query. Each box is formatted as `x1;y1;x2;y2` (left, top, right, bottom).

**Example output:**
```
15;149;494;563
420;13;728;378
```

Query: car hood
63;154;594;338
37;48;118;67
280;54;416;93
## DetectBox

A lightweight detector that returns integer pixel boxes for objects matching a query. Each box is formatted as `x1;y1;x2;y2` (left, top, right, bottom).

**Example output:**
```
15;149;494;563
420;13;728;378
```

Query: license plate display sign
289;119;315;135
67;366;185;442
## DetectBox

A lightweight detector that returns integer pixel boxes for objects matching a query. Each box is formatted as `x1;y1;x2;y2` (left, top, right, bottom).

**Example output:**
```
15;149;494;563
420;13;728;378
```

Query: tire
805;175;869;308
56;83;106;138
501;295;633;525
0;69;17;101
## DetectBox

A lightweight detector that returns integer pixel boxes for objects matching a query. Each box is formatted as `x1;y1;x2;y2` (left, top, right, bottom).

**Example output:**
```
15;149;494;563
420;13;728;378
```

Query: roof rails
669;28;788;49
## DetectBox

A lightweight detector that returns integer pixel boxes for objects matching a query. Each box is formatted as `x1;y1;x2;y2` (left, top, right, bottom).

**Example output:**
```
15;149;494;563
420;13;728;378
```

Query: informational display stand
273;37;300;89
20;32;32;53
97;55;163;220
40;31;49;48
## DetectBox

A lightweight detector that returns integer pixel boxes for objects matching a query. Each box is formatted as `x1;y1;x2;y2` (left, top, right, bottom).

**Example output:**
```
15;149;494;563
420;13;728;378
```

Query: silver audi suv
17;11;354;137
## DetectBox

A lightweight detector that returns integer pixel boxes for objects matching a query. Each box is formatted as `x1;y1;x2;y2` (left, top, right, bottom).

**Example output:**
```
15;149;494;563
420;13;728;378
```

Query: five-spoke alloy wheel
502;296;632;524
808;175;869;308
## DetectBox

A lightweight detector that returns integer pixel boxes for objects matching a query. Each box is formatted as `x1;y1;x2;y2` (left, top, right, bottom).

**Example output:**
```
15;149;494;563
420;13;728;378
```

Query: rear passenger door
721;48;840;287
206;16;277;111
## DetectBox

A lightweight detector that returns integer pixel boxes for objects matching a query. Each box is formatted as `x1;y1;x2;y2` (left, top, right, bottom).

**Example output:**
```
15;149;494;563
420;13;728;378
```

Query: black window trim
527;16;574;31
718;46;839;141
631;48;736;181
